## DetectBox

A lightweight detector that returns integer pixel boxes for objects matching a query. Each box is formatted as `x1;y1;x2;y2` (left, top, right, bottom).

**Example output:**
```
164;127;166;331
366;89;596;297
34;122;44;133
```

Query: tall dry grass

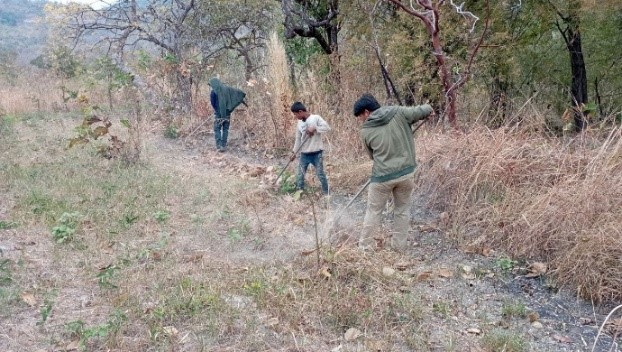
415;121;622;303
0;68;63;114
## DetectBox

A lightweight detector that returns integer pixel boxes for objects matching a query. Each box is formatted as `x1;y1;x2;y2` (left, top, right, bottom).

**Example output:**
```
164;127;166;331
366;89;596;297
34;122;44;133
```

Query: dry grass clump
415;126;622;303
237;247;429;348
327;159;372;193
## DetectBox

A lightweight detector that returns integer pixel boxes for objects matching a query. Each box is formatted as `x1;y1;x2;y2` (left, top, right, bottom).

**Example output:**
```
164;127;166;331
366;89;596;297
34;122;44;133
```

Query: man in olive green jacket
353;93;433;250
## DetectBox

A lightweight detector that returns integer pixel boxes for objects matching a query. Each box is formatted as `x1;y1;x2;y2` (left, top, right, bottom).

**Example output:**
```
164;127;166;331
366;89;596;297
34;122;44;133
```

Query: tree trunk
175;71;193;113
567;28;588;131
430;28;458;128
328;51;342;109
561;0;588;131
488;77;510;128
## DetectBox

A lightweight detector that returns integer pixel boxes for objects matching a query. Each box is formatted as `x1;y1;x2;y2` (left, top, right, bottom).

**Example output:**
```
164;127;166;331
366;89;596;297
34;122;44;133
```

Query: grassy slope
2;110;622;351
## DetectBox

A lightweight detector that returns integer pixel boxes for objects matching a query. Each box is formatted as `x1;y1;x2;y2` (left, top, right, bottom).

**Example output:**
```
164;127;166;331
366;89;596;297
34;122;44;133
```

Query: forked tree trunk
384;0;488;129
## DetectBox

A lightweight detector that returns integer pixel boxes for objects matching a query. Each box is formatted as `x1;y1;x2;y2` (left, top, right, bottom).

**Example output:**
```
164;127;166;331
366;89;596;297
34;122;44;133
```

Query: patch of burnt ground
404;212;620;351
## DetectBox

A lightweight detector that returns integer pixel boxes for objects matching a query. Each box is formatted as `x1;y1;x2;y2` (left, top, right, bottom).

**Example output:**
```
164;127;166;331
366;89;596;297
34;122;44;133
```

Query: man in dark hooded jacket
353;93;433;250
209;78;246;152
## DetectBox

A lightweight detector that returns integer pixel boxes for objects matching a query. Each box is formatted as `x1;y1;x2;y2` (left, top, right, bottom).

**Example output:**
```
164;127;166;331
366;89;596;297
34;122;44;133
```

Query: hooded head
209;77;246;118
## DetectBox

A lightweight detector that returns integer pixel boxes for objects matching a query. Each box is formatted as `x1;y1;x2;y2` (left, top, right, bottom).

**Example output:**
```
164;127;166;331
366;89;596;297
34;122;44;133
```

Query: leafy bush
278;171;297;194
51;212;81;244
164;125;179;139
68;114;129;159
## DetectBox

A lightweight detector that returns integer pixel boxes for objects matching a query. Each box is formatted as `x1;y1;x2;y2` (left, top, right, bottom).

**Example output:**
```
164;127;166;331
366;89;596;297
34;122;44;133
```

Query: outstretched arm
403;104;433;125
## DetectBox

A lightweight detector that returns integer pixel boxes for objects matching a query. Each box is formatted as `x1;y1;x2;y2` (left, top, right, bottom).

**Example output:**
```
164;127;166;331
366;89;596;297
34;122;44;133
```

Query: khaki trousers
361;172;415;249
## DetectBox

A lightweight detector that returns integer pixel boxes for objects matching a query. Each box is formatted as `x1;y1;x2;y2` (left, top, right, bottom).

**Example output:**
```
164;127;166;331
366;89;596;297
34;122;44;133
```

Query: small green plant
147;277;223;330
37;298;54;326
227;218;251;242
152;210;170;224
121;212;139;228
164;124;179;139
244;280;265;298
227;228;243;241
26;190;68;223
65;310;127;349
495;256;516;273
0;259;12;286
501;301;527;319
432;301;451;318
0;220;18;230
65;320;87;338
96;265;118;289
278;171;297;194
0;113;17;134
51;212;81;244
482;328;526;352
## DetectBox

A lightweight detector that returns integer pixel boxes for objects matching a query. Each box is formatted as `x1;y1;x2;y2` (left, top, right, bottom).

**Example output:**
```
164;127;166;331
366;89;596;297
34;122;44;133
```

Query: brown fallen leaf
66;340;80;351
438;268;454;278
466;328;481;335
395;261;411;271
249;167;266;177
163;326;179;337
292;216;306;225
21;292;37;307
525;262;548;278
552;334;572;343
416;271;433;282
527;311;540;323
417;224;439;233
319;266;332;279
266;317;279;327
151;250;162;261
344;327;362;341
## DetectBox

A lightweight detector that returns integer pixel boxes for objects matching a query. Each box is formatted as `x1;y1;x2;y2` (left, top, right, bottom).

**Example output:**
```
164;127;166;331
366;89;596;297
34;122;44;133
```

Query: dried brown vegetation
415;124;622;303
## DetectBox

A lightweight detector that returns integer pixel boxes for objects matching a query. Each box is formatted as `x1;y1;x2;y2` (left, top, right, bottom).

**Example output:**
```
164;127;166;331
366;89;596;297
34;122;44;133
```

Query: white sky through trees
48;0;118;10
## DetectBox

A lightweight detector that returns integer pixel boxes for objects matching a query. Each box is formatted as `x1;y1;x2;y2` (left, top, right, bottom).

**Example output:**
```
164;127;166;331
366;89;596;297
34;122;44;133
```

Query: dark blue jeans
214;118;230;148
297;150;329;194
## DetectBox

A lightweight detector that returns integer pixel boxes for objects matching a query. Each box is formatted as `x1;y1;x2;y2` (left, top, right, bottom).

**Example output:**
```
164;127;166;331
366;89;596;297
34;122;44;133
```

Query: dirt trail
146;132;621;352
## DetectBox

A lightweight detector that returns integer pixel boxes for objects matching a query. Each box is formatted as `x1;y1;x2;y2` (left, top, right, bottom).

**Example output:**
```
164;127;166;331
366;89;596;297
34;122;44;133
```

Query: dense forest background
2;0;621;133
1;1;622;350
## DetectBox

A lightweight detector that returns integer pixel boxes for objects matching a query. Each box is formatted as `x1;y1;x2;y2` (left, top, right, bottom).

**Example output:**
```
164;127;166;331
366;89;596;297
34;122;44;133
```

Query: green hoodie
360;105;432;183
209;78;246;119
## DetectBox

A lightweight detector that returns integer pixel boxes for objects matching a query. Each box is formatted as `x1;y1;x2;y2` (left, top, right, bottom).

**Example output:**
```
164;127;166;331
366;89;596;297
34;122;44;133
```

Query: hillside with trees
1;0;621;351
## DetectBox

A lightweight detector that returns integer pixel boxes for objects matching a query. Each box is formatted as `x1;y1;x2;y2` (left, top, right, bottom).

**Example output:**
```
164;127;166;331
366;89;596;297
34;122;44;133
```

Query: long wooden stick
273;136;310;185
